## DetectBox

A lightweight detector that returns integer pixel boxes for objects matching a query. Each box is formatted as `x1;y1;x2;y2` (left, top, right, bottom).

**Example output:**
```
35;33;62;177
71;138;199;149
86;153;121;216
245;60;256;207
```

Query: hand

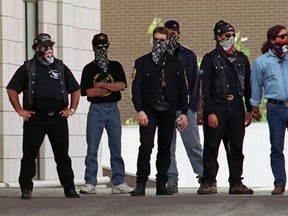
17;109;35;121
245;112;252;127
197;112;203;125
176;114;188;131
59;108;75;118
252;106;261;121
137;111;149;126
208;113;218;128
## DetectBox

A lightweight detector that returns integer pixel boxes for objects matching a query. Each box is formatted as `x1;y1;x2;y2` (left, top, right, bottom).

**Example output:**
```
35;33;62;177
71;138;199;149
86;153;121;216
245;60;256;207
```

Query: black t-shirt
6;58;80;111
80;60;127;103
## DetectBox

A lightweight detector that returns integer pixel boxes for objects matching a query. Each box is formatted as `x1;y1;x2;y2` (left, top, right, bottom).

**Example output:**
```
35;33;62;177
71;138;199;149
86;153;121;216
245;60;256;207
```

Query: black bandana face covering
152;39;167;64
94;46;109;72
167;34;179;55
36;46;54;65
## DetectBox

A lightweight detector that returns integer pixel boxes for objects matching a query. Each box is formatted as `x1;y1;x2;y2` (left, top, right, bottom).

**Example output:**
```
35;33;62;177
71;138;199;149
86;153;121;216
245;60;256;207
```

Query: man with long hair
250;25;288;195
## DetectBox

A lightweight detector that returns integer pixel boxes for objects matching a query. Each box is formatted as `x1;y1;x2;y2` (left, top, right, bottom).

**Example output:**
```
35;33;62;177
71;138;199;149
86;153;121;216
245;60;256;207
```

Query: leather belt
226;94;241;101
268;99;288;107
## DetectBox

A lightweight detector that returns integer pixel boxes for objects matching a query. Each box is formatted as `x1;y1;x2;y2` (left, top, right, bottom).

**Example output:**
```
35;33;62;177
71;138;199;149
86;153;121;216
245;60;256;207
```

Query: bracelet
70;108;76;113
197;111;202;114
252;111;260;116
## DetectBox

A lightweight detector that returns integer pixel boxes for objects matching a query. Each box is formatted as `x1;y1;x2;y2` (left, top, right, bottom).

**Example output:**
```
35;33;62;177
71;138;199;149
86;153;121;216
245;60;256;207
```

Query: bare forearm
97;82;126;92
70;89;80;109
7;89;22;113
86;87;110;97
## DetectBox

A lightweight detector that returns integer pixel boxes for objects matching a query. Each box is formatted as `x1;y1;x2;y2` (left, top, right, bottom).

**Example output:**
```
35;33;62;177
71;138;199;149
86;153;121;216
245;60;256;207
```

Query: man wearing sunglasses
250;25;288;195
198;20;253;195
80;33;132;194
130;26;188;196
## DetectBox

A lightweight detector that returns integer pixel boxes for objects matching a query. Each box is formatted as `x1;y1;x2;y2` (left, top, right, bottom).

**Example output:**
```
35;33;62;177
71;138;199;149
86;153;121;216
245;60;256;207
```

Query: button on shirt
250;49;288;106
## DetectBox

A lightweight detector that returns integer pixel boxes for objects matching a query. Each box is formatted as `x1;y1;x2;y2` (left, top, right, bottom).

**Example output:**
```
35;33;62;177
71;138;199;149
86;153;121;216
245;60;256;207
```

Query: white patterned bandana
152;39;167;64
167;34;179;55
94;46;109;72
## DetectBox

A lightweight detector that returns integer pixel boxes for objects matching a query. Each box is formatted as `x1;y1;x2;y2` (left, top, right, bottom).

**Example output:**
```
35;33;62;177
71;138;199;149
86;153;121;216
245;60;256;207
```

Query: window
23;0;37;60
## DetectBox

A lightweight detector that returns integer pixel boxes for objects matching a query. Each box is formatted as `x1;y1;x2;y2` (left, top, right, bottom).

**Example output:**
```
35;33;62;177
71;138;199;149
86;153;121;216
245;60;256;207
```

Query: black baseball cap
32;33;55;49
213;20;235;36
164;20;180;32
92;33;110;47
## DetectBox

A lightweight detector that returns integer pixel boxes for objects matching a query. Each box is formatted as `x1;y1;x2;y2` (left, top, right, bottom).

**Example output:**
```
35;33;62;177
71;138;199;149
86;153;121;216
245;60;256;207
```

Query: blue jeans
84;102;125;186
167;109;203;185
267;102;288;186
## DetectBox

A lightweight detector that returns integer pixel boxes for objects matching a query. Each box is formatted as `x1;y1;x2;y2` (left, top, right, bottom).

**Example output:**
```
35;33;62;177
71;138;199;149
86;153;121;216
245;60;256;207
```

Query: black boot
21;189;32;199
130;184;146;196
156;184;173;195
64;187;80;198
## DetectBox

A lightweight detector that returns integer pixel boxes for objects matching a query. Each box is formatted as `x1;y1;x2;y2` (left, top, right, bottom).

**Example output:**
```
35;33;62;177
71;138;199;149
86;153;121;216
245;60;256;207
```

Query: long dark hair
261;25;286;54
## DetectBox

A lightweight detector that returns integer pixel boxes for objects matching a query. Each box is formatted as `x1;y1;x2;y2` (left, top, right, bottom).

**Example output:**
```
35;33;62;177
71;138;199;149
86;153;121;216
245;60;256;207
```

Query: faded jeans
167;109;203;185
84;102;125;186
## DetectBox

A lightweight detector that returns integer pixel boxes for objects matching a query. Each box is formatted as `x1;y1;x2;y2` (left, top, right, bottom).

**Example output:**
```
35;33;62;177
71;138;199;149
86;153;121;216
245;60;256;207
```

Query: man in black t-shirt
6;33;80;199
79;33;132;194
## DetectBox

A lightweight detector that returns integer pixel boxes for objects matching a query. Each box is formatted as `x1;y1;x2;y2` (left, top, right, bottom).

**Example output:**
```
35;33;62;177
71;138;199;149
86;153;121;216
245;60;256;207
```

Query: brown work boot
197;183;218;195
271;186;285;195
229;183;254;194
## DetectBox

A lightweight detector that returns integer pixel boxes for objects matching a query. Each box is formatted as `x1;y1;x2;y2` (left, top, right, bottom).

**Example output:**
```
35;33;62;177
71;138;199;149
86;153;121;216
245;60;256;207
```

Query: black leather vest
209;49;246;98
23;58;68;109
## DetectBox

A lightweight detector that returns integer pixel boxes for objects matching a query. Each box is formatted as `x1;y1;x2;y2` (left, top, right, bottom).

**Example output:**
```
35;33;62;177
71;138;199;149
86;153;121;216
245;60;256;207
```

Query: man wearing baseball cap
79;33;132;194
164;20;204;193
6;33;80;199
197;20;253;195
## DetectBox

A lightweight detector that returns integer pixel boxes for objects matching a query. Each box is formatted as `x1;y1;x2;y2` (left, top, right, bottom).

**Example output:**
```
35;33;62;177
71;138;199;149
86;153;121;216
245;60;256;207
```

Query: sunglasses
275;33;288;40
224;33;235;38
96;43;110;48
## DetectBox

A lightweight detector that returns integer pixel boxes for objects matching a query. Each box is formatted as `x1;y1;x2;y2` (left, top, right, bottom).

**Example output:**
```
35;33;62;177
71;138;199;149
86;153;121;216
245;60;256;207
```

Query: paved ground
1;187;288;216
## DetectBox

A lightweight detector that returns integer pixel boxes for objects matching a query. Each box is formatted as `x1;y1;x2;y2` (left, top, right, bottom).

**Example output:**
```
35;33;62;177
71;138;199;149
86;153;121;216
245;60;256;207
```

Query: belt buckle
284;101;288;107
47;112;54;116
226;94;234;101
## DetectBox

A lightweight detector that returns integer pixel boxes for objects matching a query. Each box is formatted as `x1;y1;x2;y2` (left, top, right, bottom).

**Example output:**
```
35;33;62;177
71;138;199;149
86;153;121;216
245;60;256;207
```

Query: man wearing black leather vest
197;21;253;195
6;33;80;199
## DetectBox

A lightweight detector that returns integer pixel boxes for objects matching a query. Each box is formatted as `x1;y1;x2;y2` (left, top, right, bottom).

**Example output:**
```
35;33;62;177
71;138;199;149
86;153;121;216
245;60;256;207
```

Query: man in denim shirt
164;20;203;193
250;25;288;195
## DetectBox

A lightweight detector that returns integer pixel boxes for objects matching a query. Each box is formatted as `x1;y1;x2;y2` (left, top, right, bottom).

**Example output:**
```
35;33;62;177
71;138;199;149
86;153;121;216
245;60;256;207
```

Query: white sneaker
79;184;96;194
112;183;133;194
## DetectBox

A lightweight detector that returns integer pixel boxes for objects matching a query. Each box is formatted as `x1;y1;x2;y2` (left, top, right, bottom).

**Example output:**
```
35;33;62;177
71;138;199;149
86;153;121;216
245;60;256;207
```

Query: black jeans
136;104;177;185
202;98;245;185
19;111;75;191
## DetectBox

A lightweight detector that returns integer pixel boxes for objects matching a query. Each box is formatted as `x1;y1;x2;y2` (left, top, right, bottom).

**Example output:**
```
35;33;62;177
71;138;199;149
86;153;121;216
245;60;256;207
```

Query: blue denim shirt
178;45;199;111
250;49;288;106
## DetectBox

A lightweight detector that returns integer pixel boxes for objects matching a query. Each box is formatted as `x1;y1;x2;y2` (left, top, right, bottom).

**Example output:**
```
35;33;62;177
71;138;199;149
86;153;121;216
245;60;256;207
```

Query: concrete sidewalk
0;186;288;216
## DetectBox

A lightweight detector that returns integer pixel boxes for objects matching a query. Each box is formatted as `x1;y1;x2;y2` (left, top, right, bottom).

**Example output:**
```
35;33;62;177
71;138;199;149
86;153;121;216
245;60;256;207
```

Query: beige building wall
0;0;109;186
101;0;288;123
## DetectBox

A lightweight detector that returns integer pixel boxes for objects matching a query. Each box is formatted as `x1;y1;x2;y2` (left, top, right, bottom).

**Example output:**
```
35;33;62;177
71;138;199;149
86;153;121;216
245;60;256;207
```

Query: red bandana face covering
272;40;288;59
